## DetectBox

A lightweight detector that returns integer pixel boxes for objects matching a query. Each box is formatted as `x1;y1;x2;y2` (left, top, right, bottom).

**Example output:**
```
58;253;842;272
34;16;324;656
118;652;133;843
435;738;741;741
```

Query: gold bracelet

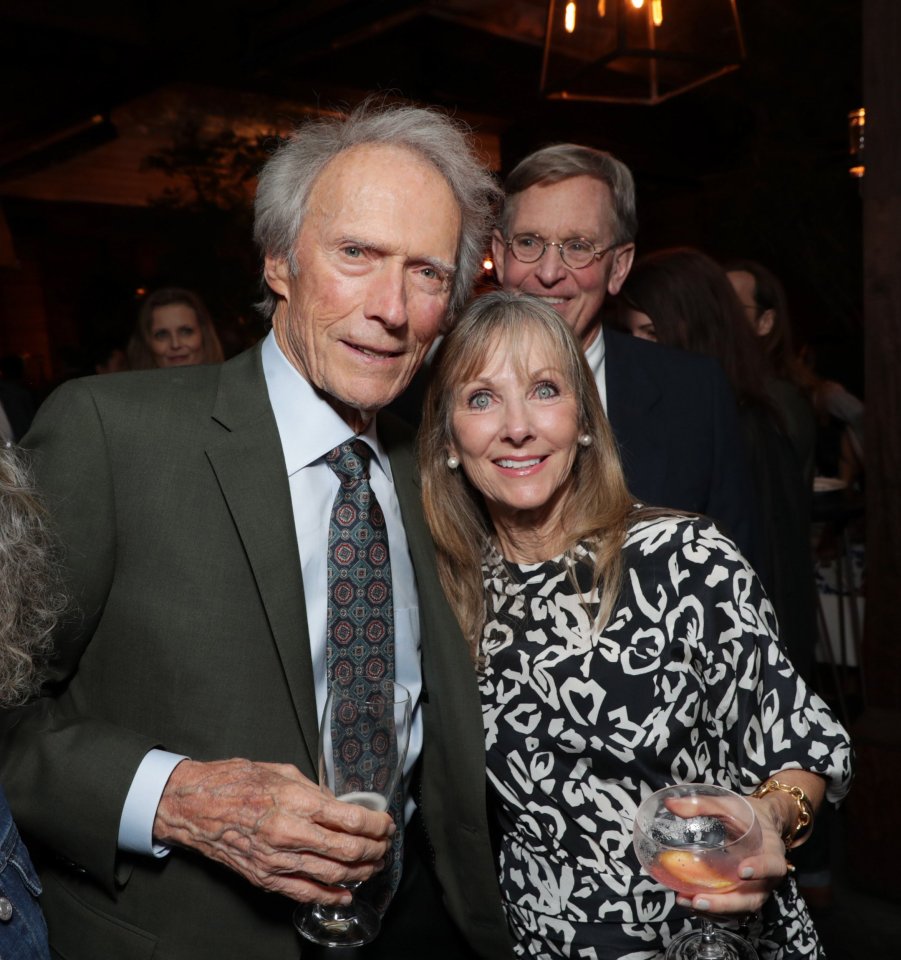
751;779;814;850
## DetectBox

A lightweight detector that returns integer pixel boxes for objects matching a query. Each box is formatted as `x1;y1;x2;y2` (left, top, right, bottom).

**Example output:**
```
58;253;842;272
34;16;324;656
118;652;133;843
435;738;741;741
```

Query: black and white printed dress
478;515;852;960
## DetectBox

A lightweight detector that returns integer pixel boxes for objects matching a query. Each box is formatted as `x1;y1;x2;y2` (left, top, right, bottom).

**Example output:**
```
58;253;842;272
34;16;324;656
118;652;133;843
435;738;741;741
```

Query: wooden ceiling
0;1;546;183
0;1;862;191
0;1;865;376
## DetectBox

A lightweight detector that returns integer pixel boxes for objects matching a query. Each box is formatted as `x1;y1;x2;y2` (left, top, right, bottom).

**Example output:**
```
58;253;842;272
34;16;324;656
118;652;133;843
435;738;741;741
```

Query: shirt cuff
118;749;188;857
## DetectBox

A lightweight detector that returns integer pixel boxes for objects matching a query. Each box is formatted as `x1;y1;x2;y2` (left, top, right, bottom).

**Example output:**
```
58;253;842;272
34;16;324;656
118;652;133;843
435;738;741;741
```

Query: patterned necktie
324;439;402;905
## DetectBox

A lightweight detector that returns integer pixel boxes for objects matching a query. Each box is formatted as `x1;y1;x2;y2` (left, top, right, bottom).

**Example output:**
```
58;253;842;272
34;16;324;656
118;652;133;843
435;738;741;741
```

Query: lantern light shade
541;0;746;105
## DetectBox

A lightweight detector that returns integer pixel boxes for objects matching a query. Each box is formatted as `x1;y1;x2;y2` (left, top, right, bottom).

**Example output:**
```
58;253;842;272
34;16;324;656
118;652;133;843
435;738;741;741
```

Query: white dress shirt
584;326;608;413
0;401;14;445
119;332;424;853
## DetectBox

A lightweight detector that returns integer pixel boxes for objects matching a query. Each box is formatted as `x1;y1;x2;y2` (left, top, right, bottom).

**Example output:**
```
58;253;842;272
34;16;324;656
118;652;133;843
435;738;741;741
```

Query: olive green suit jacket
0;345;512;959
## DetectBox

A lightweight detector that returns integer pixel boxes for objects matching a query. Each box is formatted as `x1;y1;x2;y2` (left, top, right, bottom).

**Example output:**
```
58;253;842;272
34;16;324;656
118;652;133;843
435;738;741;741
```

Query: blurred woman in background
126;287;224;370
725;259;817;489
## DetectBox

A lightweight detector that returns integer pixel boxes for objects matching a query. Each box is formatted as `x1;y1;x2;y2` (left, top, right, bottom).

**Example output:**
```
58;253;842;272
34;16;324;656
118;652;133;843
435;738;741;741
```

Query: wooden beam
862;0;901;709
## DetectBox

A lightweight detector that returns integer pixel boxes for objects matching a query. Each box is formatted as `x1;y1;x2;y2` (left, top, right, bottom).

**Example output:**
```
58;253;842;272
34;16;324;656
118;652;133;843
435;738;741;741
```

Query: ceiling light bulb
565;1;577;33
652;0;663;25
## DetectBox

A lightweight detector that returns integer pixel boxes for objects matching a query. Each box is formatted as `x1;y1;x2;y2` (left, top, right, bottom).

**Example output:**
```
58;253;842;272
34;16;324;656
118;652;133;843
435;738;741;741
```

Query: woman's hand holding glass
633;783;765;960
667;794;790;918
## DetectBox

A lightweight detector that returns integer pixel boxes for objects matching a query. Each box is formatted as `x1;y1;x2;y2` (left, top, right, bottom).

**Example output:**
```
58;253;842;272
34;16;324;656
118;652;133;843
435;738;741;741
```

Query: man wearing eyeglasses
493;143;758;561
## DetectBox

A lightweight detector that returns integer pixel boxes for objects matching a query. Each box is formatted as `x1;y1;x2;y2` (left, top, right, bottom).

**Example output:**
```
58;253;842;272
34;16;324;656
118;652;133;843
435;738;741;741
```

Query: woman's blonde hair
127;287;225;370
419;290;655;656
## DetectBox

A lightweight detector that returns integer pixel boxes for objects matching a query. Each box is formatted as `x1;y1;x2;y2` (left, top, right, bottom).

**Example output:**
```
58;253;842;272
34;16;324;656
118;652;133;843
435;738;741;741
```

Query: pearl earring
446;455;460;470
578;434;592;447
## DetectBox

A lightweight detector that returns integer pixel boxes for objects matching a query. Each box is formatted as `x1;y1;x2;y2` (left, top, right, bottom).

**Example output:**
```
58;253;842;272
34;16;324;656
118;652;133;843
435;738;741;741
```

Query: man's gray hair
254;99;501;323
499;143;637;245
0;446;65;706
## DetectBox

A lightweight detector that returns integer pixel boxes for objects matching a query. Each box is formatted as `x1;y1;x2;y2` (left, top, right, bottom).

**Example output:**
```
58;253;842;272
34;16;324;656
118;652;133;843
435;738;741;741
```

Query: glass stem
696;918;726;960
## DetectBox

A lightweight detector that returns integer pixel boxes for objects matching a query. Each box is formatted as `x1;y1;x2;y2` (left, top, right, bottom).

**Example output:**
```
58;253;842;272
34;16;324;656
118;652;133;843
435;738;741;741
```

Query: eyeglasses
505;233;619;270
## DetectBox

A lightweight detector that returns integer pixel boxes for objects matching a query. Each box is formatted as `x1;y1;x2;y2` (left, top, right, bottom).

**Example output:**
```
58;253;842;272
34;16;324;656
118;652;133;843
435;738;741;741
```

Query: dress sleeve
691;524;853;804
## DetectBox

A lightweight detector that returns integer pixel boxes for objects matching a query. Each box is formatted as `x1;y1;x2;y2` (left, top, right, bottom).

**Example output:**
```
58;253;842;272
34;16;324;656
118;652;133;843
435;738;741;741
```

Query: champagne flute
295;679;412;947
632;783;763;960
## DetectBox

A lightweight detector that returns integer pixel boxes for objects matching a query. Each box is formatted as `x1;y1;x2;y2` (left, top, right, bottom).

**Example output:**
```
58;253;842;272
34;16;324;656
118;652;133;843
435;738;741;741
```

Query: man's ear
263;257;291;298
756;308;776;337
606;243;635;296
491;231;507;286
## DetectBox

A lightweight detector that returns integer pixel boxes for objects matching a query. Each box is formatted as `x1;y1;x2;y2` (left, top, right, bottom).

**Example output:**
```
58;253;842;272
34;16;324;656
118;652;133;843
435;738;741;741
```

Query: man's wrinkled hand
153;758;394;904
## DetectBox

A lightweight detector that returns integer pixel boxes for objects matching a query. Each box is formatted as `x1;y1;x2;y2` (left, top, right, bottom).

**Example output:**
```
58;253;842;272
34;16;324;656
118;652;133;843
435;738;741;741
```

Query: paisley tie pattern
325;440;395;703
325;439;402;905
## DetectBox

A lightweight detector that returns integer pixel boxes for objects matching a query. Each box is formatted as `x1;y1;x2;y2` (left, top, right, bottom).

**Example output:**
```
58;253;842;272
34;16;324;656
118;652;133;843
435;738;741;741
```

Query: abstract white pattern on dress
479;516;852;959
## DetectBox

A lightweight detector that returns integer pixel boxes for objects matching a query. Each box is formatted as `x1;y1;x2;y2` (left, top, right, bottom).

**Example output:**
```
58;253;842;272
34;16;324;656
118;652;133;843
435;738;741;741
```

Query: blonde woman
418;291;851;960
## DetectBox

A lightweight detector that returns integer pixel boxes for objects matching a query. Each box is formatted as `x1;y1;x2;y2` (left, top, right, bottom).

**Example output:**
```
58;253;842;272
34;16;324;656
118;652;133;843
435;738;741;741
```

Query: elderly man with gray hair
492;143;758;561
0;101;511;959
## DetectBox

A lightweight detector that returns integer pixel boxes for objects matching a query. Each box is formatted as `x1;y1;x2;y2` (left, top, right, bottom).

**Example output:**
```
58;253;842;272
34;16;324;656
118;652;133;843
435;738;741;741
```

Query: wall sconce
541;0;745;105
848;108;865;179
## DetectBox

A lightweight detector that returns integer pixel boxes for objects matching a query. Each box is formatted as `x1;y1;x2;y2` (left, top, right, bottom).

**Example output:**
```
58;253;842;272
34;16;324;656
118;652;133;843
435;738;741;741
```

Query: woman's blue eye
469;392;491;410
535;382;558;399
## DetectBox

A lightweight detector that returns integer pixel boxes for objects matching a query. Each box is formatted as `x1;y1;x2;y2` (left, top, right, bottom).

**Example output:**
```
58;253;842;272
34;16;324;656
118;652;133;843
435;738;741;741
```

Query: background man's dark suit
0;346;511;959
603;327;758;562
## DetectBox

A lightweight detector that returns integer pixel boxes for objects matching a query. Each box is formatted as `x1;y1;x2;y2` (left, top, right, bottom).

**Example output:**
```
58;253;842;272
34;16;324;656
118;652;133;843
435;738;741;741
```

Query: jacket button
0;897;13;922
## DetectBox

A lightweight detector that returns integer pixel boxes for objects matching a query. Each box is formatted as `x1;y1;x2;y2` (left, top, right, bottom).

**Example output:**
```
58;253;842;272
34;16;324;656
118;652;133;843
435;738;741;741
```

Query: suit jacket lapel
205;345;320;770
603;327;668;505
379;418;430;648
377;417;436;634
379;415;486;756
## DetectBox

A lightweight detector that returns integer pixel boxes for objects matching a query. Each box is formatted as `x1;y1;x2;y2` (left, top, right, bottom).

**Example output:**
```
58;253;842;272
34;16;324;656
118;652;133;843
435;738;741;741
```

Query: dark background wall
0;0;863;390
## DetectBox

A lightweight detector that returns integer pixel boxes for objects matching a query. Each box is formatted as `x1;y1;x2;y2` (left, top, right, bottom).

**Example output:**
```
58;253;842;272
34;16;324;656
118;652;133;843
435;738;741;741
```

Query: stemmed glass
632;783;763;960
295;679;412;948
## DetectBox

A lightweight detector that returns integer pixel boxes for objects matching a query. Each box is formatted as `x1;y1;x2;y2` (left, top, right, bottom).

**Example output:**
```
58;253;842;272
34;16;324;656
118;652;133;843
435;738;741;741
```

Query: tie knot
325;439;372;486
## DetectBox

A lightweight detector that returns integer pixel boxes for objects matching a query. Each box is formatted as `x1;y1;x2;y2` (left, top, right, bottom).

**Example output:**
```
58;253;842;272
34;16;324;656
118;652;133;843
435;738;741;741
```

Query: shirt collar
261;331;392;482
583;325;607;412
584;324;606;371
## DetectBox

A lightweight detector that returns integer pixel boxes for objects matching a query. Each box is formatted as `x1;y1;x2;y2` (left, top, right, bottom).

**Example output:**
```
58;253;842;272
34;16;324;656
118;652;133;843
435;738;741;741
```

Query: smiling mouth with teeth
495;457;544;469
